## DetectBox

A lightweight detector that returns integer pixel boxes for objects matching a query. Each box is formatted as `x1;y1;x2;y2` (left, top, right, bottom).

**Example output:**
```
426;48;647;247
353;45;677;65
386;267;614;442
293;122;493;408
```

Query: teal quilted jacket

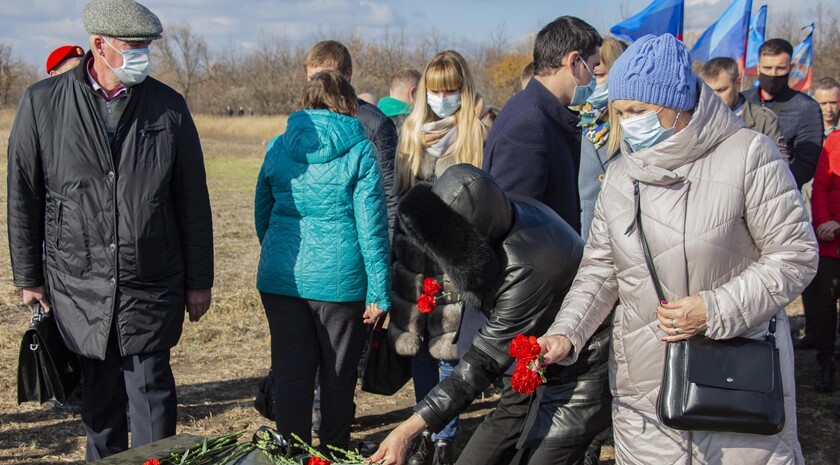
255;110;391;310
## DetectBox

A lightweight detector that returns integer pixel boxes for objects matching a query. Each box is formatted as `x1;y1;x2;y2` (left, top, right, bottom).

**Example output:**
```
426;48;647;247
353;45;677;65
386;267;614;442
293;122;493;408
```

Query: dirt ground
0;120;839;464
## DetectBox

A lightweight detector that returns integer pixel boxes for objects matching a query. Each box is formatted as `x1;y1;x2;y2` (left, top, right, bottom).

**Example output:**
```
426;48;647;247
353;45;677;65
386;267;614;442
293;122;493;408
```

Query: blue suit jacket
482;78;582;233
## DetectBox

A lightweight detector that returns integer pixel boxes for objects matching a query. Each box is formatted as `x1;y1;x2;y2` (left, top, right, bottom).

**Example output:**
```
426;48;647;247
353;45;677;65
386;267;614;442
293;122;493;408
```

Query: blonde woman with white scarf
388;50;489;465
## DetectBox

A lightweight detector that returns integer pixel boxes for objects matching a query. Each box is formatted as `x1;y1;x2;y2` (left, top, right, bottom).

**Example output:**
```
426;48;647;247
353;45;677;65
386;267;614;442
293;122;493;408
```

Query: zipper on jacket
56;202;64;251
139;126;165;138
624;180;640;236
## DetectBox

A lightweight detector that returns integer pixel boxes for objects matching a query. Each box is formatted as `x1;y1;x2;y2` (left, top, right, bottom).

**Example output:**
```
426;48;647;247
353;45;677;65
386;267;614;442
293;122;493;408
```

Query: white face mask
103;38;151;86
587;82;609;108
619;108;680;152
427;91;462;118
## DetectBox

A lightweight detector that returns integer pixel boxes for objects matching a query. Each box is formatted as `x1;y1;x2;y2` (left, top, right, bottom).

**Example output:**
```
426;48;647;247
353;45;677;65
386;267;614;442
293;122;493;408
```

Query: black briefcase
17;303;81;404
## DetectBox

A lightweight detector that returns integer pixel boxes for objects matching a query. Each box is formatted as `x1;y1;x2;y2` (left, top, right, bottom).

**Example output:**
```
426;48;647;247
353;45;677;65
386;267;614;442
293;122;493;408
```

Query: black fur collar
398;183;502;309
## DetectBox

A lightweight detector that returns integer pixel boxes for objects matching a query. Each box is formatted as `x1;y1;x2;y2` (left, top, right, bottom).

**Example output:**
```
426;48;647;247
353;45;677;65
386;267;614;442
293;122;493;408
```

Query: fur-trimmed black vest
389;147;463;360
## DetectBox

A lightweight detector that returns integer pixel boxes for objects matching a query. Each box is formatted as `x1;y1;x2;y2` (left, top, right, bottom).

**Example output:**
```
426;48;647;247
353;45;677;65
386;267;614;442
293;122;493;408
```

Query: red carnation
509;334;541;362
509;333;546;394
423;277;443;296
511;362;543;394
143;459;161;465
307;458;331;465
417;294;437;314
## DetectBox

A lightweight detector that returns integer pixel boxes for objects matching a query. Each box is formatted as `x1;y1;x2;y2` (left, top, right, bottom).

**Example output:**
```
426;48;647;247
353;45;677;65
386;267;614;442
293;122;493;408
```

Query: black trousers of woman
262;292;367;450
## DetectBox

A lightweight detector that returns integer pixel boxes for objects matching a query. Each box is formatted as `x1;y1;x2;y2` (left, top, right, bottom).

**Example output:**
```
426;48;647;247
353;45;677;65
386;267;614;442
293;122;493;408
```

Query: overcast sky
0;0;820;73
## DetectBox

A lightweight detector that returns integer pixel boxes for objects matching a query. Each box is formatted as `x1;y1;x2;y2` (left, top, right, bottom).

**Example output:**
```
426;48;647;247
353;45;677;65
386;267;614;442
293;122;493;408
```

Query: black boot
816;363;835;392
407;430;433;465
432;439;454;465
583;447;601;465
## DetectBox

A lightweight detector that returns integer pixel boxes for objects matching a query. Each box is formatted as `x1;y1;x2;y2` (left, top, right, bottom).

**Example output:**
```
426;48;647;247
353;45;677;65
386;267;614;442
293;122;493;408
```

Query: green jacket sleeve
254;139;278;244
353;140;392;311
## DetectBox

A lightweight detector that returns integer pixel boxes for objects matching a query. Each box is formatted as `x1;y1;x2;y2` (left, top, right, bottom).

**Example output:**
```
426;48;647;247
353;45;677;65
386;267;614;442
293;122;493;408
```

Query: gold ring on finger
674;327;681;335
670;318;676;328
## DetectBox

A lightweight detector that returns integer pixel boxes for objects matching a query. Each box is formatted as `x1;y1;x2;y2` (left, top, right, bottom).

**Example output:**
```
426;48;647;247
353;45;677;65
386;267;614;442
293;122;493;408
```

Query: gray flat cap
83;0;163;41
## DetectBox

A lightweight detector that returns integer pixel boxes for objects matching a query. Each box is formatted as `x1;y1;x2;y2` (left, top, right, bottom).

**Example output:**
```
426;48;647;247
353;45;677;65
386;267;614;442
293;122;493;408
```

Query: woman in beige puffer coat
539;34;817;464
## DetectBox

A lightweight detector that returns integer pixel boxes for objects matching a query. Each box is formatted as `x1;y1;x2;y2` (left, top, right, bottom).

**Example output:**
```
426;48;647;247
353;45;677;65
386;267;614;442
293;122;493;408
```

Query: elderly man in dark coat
7;0;213;460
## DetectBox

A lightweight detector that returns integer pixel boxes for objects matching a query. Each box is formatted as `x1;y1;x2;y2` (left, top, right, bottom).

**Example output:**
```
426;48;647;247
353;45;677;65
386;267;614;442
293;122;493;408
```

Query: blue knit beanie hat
608;34;697;111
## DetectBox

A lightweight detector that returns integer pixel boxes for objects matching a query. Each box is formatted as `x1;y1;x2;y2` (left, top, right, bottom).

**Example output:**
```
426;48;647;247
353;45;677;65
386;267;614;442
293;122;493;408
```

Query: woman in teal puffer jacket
254;70;391;451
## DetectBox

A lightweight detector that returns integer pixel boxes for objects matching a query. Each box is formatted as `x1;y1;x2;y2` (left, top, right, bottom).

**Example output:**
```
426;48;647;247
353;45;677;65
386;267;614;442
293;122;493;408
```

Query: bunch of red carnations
416;277;447;314
509;334;547;394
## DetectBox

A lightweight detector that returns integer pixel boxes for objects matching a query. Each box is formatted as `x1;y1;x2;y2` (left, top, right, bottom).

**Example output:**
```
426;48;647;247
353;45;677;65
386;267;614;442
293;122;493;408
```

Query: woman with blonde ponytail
389;50;489;465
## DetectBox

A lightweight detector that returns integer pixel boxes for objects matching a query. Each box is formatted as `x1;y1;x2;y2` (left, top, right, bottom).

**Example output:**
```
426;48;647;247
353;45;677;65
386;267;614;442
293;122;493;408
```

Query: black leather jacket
397;164;610;442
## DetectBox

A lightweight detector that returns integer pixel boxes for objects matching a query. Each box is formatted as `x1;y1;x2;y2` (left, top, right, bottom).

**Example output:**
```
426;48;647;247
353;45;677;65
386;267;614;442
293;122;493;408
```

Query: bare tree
811;2;840;81
241;33;306;115
0;42;37;107
766;7;800;44
154;23;210;105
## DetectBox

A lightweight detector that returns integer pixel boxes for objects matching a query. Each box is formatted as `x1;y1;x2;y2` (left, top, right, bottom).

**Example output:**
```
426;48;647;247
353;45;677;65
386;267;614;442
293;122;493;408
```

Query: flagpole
740;1;753;92
740;67;746;92
740;37;747;92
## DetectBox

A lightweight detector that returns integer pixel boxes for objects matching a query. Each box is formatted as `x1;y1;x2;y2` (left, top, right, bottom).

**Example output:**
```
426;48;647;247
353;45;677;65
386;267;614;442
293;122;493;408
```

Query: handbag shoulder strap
631;180;777;342
634;179;667;304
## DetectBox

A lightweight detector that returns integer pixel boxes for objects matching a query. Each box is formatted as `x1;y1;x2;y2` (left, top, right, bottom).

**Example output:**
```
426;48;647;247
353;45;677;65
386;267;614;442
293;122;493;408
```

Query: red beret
46;45;85;74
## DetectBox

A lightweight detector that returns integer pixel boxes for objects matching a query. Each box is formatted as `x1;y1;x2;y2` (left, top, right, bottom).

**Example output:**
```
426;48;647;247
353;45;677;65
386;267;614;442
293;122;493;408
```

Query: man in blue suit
483;16;602;235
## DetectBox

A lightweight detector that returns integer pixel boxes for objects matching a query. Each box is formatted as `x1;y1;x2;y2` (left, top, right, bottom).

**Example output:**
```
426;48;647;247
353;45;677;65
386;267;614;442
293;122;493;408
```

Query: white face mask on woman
619;108;680;152
587;82;609;108
427;92;462;118
102;38;151;86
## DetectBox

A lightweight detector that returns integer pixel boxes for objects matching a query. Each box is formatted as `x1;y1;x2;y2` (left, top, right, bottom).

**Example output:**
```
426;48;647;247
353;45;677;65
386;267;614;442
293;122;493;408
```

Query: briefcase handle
29;302;46;323
27;303;46;351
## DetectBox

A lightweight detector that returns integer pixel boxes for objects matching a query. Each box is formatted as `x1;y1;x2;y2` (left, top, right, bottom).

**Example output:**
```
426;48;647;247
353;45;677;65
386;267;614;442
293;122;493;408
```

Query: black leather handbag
17;303;81;405
360;314;411;395
634;181;785;435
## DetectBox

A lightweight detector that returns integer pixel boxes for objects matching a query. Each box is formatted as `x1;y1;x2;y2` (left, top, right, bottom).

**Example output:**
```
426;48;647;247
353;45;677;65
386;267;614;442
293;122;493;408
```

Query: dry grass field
0;107;838;464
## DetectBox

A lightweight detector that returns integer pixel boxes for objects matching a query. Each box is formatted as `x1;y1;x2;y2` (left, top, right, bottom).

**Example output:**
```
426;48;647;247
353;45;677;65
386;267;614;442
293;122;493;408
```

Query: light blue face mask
587;82;609;108
570;58;597;106
103;38;151;86
619;108;681;152
427;91;462;118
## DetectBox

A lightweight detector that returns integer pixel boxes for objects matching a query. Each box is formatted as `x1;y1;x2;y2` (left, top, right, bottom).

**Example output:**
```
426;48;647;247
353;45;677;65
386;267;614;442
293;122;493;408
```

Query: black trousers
456;376;527;465
261;293;366;450
79;329;177;462
455;376;594;465
802;256;840;364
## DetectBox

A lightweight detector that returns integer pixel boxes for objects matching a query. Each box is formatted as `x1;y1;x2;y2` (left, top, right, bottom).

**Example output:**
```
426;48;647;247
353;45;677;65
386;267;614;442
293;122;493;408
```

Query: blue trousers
412;342;458;441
